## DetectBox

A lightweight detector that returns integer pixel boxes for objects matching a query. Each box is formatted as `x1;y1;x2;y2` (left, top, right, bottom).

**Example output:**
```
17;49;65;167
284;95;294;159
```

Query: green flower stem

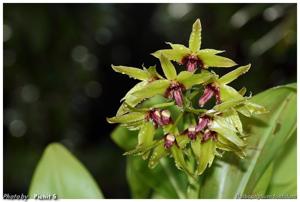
187;175;201;199
186;149;201;199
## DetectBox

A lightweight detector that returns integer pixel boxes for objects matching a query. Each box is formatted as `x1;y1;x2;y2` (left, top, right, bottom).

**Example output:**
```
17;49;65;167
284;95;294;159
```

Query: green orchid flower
152;19;237;72
132;54;215;107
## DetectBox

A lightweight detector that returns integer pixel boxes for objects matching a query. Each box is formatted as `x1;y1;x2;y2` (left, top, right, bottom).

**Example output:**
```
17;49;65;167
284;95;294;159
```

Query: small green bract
107;19;267;177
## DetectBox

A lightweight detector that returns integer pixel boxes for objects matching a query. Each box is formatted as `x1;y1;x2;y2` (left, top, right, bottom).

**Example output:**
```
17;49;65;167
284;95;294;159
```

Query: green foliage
28;143;103;199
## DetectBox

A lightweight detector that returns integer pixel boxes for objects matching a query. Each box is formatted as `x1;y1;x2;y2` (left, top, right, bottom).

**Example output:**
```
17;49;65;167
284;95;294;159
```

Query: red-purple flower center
181;55;203;72
198;84;221;107
202;130;217;143
165;82;186;107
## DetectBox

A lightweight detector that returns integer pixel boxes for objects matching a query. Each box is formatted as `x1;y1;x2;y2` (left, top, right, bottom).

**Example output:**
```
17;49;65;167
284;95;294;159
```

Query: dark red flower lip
198;84;221;107
165;82;186;107
181;54;204;72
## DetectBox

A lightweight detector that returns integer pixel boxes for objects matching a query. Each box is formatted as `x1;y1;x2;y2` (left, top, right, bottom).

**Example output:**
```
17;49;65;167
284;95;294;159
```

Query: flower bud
164;134;176;149
202;129;217;143
161;109;172;125
196;116;210;132
187;125;197;140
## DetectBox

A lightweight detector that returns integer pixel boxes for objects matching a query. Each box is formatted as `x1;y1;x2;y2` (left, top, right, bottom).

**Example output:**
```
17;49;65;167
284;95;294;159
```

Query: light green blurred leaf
200;83;296;198
28;143;103;199
267;132;297;196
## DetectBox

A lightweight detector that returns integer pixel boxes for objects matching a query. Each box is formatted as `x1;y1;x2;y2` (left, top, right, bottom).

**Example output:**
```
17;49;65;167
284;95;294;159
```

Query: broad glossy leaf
126;157;151;198
29;143;103;199
159;54;177;80
189;19;202;52
127;156;187;199
197;52;237;68
200;83;296;198
112;65;149;80
132;79;171;100
218;64;251;85
267;132;297;196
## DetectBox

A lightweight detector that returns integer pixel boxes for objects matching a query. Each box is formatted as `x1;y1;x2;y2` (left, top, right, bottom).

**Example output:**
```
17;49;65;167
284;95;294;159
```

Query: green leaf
197;52;237;68
127;156;187;199
267;132;297;196
112;65;150;80
218;64;251;85
107;112;145;124
159;54;177;80
126;157;151;198
177;71;213;89
28;143;103;199
111;125;138;150
189;19;202;52
132;79;171;100
200;83;296;198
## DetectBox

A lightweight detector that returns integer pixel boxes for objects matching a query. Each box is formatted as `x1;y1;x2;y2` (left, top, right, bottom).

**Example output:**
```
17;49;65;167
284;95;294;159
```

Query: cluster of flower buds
147;109;172;128
107;19;267;177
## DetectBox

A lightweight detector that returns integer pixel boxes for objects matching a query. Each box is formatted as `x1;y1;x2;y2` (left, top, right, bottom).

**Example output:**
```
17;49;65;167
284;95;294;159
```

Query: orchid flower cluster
107;19;266;177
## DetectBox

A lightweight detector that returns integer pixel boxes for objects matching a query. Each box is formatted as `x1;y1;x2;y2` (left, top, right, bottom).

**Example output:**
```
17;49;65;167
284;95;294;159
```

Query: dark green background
3;3;296;198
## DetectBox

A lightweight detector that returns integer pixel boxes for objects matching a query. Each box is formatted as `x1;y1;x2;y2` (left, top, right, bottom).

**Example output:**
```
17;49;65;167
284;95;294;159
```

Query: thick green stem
187;175;201;198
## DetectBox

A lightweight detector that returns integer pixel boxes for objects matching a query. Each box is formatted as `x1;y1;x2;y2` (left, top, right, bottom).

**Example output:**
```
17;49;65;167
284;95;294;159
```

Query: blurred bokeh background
3;3;296;198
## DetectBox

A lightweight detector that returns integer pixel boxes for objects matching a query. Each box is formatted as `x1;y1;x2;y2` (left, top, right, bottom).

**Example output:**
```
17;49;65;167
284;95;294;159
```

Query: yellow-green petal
189;19;202;52
218;64;251;85
159;54;177;80
112;65;150;80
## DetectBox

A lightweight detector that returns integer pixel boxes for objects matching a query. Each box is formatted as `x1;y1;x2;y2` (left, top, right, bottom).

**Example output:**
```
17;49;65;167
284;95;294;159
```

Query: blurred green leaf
28;143;103;199
200;83;296;198
267;132;297;196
